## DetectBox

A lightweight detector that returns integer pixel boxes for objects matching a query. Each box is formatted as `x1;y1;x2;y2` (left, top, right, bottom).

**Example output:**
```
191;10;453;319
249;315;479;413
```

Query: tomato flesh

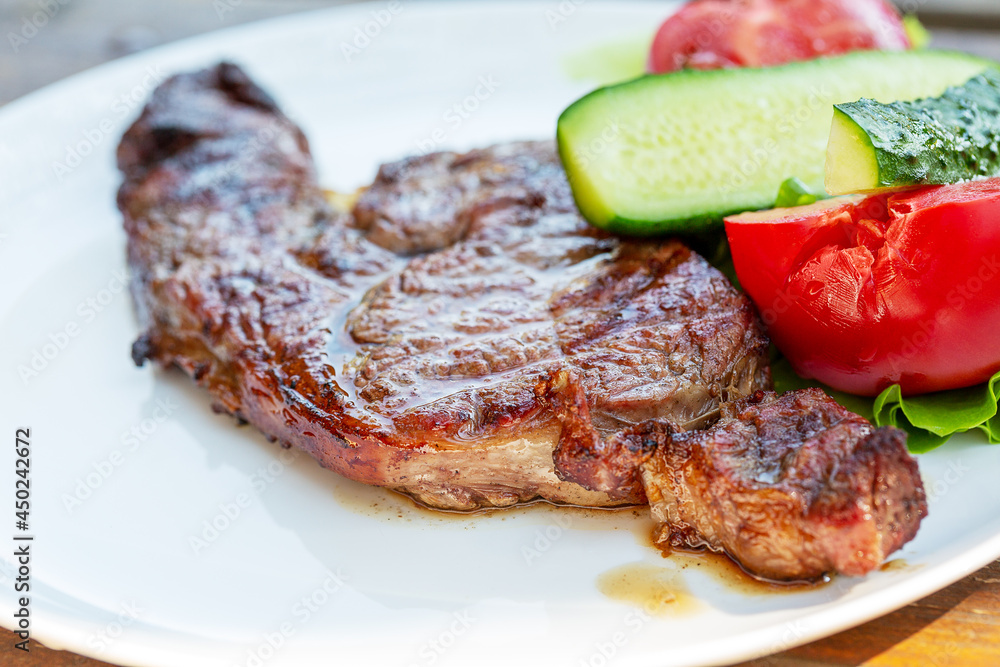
725;179;1000;396
649;0;911;73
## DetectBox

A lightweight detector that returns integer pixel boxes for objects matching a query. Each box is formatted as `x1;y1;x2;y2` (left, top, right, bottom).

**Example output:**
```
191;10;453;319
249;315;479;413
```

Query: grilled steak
639;389;927;581
118;63;770;511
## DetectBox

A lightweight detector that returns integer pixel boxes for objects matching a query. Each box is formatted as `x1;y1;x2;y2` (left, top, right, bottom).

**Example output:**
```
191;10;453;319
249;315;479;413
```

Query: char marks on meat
118;63;771;511
639;389;928;581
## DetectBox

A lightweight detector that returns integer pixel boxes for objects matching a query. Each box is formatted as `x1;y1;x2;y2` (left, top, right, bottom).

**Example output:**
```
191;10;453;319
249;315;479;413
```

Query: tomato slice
649;0;911;74
725;179;1000;396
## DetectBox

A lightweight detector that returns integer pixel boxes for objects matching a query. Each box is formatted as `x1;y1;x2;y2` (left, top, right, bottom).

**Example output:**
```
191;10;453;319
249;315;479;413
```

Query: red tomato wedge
725;179;1000;397
648;0;911;73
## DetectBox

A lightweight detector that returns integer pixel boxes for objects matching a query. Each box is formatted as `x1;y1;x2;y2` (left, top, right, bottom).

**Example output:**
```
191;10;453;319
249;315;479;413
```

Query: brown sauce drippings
880;559;913;573
597;563;702;617
633;522;832;594
664;551;832;595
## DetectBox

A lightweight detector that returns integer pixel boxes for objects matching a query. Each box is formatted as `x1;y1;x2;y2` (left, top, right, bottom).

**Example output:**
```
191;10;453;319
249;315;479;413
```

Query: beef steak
117;63;770;511
639;389;928;581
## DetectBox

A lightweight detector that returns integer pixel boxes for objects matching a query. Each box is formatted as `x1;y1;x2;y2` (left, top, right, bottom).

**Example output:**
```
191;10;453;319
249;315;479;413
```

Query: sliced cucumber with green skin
827;70;1000;195
557;50;996;236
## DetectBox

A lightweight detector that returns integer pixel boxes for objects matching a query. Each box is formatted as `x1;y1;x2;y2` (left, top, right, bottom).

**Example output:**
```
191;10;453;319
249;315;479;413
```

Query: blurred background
1;0;1000;106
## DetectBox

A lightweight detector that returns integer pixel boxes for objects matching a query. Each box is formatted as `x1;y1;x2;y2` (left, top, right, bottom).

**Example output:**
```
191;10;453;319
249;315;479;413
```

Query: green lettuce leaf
874;372;1000;454
774;177;826;209
773;355;1000;454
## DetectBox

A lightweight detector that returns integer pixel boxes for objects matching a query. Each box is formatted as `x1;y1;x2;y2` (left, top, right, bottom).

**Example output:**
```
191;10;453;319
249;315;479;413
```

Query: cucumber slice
557;50;996;236
826;71;1000;195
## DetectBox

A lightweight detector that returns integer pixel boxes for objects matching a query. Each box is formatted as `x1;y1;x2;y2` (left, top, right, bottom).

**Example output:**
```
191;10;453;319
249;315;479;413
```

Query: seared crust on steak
117;63;771;510
640;389;927;581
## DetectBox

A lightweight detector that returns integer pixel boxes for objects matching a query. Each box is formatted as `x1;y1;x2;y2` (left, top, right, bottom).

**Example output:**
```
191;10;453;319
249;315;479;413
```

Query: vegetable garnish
875;372;1000;453
775;356;1000;453
827;71;1000;195
557;50;991;236
774;177;826;209
647;0;911;74
725;178;1000;397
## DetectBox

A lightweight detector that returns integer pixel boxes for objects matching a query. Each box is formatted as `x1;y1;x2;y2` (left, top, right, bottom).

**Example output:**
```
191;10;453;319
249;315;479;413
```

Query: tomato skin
725;180;1000;397
649;0;911;74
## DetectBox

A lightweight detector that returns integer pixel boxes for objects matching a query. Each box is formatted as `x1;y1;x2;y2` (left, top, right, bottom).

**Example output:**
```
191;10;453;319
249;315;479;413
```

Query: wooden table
2;2;999;665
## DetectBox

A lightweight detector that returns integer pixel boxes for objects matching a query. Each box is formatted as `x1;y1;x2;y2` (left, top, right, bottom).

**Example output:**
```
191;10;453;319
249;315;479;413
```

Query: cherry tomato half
725;179;1000;396
648;0;911;74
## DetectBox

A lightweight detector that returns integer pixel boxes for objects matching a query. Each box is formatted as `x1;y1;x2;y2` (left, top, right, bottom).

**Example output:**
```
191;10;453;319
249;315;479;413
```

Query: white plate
2;2;999;666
